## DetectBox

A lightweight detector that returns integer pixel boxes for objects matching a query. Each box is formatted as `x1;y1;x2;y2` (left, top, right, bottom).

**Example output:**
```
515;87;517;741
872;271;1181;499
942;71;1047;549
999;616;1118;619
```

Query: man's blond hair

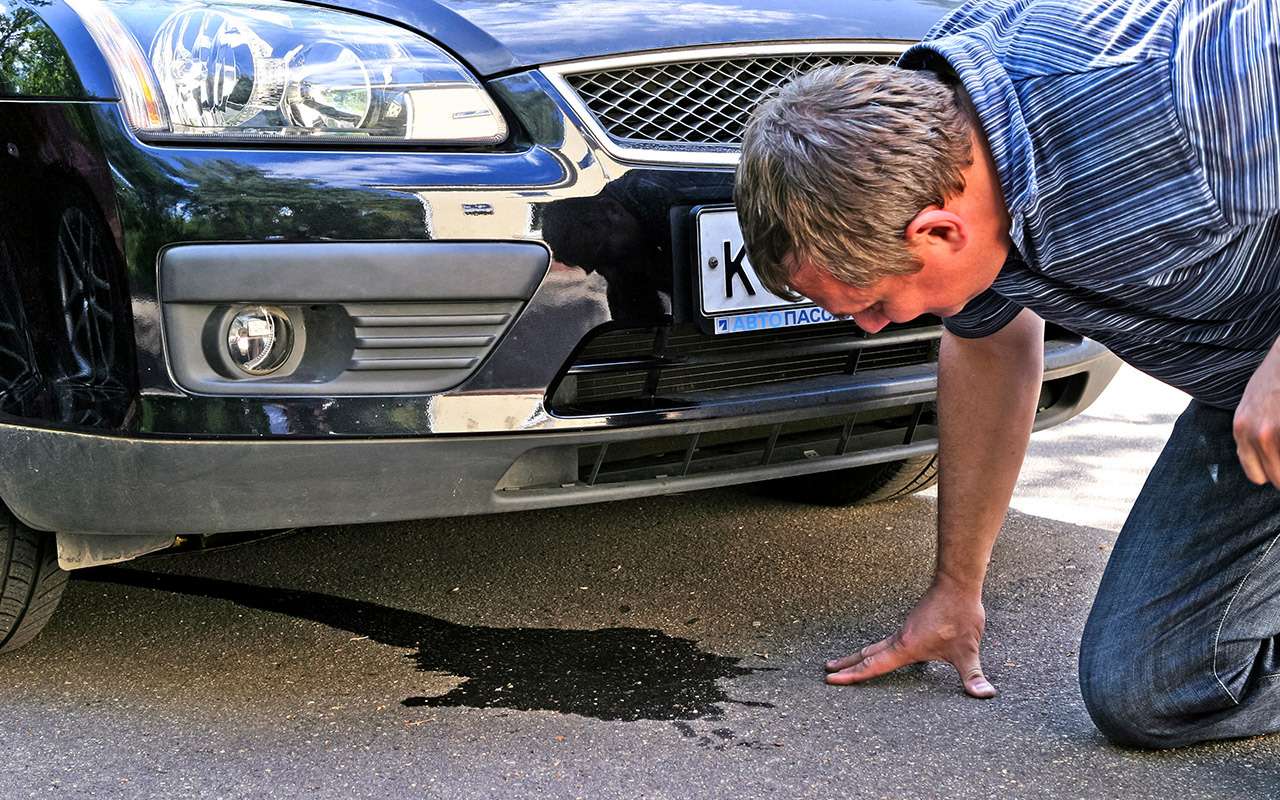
735;64;974;297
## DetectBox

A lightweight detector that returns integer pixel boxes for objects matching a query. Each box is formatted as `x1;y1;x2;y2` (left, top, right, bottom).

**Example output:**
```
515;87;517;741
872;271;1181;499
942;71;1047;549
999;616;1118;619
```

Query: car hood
322;0;960;77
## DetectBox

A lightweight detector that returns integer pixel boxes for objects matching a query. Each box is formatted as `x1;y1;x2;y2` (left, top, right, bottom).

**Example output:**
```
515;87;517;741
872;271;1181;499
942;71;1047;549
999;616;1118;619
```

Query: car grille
574;407;936;487
560;51;901;149
549;318;942;415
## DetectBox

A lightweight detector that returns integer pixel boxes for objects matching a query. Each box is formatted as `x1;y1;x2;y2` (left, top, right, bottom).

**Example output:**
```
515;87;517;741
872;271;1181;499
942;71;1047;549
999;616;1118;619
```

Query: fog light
226;305;293;375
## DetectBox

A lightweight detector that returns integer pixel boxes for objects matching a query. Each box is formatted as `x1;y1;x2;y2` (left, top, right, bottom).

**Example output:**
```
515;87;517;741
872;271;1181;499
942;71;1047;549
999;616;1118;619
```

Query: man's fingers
1263;449;1280;489
825;638;893;673
956;654;998;699
1256;433;1280;489
1238;439;1269;485
825;643;913;685
824;641;998;697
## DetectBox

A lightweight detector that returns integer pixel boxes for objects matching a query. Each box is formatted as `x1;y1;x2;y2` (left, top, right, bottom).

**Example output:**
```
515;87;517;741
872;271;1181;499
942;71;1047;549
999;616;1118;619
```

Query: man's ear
904;208;967;253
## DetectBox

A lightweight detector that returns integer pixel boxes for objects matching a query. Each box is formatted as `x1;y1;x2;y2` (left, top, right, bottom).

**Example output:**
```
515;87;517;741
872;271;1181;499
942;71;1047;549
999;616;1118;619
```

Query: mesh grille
563;52;900;147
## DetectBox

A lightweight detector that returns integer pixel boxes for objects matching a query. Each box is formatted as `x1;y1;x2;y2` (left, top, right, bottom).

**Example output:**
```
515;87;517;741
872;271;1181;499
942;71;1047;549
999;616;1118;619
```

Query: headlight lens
66;0;508;144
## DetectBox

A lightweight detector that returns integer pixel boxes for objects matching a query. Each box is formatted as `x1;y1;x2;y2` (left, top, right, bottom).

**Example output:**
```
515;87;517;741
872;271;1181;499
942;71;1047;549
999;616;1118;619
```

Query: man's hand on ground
1234;339;1280;488
824;578;997;699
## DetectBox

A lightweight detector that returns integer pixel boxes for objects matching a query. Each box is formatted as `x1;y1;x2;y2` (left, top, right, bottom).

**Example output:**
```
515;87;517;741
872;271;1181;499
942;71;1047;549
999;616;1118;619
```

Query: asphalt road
2;366;1278;799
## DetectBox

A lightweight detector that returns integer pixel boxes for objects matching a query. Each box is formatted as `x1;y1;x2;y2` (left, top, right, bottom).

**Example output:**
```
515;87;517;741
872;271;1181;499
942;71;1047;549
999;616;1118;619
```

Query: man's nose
851;310;890;334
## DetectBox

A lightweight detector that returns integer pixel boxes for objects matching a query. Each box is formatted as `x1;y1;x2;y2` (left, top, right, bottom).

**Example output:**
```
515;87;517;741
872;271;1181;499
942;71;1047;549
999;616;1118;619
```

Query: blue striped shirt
900;0;1280;408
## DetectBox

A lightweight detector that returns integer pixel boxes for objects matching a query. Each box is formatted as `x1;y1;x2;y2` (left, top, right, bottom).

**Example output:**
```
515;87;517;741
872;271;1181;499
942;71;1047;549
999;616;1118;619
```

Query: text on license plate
695;207;846;335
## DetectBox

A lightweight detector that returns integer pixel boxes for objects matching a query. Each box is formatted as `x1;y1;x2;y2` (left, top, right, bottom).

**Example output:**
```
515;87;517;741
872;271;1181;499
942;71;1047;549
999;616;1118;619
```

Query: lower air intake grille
576;407;934;487
549;318;942;415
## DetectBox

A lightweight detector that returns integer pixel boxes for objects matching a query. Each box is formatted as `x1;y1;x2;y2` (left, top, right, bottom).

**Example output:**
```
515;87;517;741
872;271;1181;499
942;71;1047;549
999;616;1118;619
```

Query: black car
0;0;1119;652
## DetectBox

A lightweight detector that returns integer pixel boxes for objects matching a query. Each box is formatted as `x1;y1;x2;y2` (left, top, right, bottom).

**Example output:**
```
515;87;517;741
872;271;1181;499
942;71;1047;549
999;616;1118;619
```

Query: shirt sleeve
941;289;1025;339
1172;0;1280;225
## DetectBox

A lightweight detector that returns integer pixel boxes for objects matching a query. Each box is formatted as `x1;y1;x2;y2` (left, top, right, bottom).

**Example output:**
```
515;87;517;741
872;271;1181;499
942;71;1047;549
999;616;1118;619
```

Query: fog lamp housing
226;305;293;375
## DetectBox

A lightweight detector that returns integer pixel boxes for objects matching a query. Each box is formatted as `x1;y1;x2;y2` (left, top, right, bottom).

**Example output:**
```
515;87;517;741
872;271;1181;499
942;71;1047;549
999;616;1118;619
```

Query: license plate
694;206;844;335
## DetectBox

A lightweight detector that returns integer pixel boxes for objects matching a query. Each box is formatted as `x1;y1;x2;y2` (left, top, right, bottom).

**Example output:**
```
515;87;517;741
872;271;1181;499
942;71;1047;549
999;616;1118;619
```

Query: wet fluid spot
82;568;773;723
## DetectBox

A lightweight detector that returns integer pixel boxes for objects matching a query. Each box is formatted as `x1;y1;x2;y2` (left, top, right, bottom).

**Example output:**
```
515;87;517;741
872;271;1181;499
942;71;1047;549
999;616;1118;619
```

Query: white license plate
695;207;844;335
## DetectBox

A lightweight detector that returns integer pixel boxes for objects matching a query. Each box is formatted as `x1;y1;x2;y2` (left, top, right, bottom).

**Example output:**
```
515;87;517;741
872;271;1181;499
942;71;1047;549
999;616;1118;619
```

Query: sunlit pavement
1005;364;1191;532
1;366;1277;799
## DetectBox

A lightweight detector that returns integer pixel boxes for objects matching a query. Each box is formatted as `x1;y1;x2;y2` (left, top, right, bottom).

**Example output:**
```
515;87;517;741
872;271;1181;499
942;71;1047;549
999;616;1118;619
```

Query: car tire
0;506;68;654
759;454;939;507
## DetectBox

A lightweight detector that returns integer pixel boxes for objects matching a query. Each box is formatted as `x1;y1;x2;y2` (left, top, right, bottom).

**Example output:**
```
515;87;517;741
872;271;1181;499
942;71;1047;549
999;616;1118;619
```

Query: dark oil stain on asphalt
80;569;775;723
673;721;779;751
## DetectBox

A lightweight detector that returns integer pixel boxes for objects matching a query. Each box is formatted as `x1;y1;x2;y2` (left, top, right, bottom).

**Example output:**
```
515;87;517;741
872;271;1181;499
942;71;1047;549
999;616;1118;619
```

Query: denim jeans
1079;399;1280;748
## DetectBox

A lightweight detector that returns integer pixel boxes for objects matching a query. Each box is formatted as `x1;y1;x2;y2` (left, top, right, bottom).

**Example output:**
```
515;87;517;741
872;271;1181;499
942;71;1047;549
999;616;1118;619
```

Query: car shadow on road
77;567;775;723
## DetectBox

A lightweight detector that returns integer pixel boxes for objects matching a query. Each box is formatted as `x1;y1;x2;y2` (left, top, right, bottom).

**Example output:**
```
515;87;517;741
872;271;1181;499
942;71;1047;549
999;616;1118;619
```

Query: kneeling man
734;0;1280;748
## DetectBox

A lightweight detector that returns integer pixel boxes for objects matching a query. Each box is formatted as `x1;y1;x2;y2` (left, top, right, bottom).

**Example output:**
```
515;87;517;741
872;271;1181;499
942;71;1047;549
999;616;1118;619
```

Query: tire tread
0;508;67;654
758;454;939;507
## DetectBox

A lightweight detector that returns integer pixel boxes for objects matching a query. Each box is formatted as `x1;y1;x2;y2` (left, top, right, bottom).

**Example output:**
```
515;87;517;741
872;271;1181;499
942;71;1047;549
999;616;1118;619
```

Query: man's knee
1078;649;1170;748
1078;622;1199;749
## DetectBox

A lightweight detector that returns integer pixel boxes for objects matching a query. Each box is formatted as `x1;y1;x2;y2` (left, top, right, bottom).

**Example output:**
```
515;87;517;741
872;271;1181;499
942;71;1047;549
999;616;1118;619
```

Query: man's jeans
1080;400;1280;748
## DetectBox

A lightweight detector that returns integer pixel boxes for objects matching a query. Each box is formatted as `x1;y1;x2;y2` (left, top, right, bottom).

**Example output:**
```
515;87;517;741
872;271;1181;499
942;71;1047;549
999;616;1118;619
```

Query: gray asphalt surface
2;366;1278;799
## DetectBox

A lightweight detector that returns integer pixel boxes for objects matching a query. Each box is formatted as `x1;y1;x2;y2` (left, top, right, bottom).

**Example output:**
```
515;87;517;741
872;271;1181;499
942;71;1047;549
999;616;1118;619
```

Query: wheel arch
0;127;137;429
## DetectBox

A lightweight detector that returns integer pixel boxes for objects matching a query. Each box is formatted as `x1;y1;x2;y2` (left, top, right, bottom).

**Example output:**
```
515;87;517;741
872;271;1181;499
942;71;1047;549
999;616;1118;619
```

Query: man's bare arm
825;308;1044;697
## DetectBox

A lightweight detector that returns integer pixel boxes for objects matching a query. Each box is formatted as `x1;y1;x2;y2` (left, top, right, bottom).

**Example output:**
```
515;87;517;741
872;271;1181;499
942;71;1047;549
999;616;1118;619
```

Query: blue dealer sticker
712;306;844;335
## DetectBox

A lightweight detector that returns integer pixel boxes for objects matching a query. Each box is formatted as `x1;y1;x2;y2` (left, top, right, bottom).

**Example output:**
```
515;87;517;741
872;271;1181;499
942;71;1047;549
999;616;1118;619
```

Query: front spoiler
0;340;1119;536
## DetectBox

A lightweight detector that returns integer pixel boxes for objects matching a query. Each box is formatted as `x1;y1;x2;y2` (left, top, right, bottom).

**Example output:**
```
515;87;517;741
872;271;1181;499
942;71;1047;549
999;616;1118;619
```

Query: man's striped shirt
900;0;1280;409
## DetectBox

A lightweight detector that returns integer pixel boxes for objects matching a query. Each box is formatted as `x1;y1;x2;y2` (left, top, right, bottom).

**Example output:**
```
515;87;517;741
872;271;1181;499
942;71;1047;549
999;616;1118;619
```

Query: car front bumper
1;337;1118;536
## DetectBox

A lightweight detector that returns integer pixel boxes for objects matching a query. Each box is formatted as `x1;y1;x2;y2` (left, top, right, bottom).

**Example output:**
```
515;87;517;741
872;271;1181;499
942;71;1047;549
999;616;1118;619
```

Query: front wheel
757;454;939;507
0;507;68;654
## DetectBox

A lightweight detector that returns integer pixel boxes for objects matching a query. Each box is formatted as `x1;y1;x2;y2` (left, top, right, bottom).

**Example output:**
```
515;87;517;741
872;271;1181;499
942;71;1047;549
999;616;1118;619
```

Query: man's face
787;256;979;334
784;199;1011;333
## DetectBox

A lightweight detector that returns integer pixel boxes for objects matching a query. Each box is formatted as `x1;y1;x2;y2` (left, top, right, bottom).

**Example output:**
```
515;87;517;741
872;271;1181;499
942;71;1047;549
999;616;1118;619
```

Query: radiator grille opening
498;373;1087;493
549;318;943;415
562;51;901;148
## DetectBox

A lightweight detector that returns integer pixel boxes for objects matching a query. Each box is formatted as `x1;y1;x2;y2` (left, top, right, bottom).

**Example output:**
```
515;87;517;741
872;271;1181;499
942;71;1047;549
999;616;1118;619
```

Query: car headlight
66;0;508;144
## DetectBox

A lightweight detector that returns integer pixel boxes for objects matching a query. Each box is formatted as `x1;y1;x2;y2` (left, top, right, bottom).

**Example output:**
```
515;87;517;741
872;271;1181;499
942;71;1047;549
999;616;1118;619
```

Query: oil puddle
81;568;774;722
